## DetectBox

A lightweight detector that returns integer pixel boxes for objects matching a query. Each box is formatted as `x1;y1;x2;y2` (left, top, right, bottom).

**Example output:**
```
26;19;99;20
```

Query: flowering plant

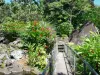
23;21;56;51
74;32;100;73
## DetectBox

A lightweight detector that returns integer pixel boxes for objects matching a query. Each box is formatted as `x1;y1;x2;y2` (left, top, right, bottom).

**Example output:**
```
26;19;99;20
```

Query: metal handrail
42;43;55;75
65;44;98;75
42;62;49;75
42;43;98;75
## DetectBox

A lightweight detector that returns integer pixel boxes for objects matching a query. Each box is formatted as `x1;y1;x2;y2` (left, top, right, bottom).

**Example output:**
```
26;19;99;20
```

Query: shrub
74;32;100;73
1;21;28;41
1;20;56;70
20;21;56;52
2;21;27;33
57;22;73;36
27;43;47;70
24;21;56;70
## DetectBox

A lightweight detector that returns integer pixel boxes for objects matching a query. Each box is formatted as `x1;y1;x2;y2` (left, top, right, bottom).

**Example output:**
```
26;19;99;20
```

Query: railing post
73;55;76;75
65;45;98;75
49;58;52;75
66;45;68;57
49;53;53;75
42;57;50;75
83;63;86;75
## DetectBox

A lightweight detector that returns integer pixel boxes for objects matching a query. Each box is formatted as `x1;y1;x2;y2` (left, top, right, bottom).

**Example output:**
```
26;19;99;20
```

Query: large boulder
10;50;24;60
9;38;23;48
69;22;99;44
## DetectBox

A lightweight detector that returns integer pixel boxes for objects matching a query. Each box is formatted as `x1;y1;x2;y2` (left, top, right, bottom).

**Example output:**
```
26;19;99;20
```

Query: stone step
58;49;64;52
58;45;64;52
58;45;64;49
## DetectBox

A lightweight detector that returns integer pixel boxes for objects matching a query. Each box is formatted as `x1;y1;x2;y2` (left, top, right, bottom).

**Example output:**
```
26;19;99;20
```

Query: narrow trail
52;40;73;75
42;37;98;75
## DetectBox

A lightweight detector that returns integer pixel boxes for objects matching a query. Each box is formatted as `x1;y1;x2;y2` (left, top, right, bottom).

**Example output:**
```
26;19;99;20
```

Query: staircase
58;44;64;52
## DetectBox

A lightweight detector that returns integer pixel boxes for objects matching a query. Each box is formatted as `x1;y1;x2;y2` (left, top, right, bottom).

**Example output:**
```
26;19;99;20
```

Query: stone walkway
53;40;73;75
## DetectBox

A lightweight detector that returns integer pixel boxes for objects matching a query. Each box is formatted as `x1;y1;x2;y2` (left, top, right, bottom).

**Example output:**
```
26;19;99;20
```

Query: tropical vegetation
0;0;100;73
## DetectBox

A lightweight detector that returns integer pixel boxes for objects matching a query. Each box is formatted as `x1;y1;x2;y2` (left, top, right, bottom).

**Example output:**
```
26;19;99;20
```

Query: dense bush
20;21;56;50
1;20;56;70
27;43;47;70
1;21;28;41
71;32;100;73
0;0;100;72
43;0;92;36
57;22;73;36
0;2;42;23
1;20;55;45
2;21;27;33
25;21;55;70
83;7;100;31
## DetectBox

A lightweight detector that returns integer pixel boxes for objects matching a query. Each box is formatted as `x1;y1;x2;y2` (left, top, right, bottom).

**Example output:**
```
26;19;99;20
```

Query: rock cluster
0;34;41;75
69;22;99;44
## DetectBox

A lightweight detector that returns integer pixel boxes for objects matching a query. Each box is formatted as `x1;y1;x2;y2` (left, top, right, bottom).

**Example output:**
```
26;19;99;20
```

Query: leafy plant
2;21;27;33
20;20;56;51
82;6;100;31
1;21;28;41
74;32;100;73
43;0;92;36
27;43;47;70
57;22;73;36
18;20;56;70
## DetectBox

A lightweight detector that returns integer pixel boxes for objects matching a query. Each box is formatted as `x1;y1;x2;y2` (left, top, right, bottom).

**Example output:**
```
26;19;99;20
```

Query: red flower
46;28;49;30
34;20;38;26
41;27;45;31
90;49;94;54
46;27;51;31
45;45;49;49
38;51;41;56
40;34;42;37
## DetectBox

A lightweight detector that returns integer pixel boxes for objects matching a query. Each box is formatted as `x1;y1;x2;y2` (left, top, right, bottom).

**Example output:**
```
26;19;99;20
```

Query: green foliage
43;0;92;36
57;22;73;36
19;21;55;70
1;20;56;70
20;21;56;47
1;0;100;72
1;21;28;41
0;2;42;23
2;21;27;33
1;20;56;44
82;6;100;31
74;32;100;73
27;43;47;70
